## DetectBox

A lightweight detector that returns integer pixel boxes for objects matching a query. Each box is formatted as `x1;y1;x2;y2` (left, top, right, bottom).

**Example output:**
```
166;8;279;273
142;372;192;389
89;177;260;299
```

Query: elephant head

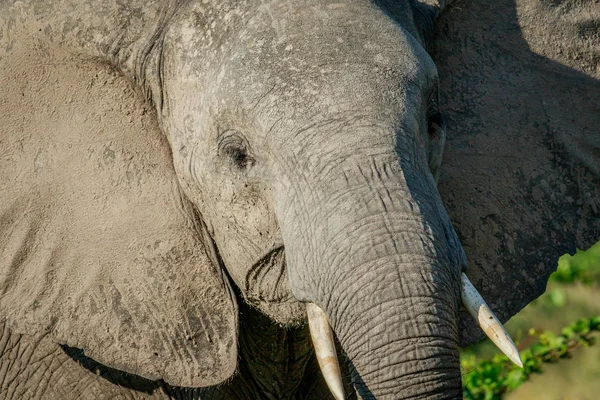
1;0;598;398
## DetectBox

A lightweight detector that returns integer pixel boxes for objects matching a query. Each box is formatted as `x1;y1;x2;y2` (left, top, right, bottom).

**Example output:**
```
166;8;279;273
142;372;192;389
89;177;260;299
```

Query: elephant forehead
164;0;433;130
170;0;418;57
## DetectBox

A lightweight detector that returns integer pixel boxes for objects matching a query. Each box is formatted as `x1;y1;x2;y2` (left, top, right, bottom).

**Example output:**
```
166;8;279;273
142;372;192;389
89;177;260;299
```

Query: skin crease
1;0;599;399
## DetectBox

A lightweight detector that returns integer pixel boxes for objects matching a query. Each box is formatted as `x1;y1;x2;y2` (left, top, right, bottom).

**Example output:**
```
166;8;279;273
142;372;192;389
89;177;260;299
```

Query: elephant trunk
327;252;462;398
278;154;465;398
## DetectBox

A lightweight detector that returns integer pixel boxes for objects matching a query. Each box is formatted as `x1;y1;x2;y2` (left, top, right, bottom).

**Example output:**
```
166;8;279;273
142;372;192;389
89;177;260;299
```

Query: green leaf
461;316;600;398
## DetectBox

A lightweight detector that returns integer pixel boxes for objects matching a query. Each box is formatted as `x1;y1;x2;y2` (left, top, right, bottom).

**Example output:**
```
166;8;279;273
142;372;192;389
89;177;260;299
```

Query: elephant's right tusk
306;303;345;400
461;273;523;368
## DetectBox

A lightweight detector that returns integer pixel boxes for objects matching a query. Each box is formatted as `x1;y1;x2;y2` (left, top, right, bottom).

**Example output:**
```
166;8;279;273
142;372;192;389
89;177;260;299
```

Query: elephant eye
218;131;255;171
228;146;252;170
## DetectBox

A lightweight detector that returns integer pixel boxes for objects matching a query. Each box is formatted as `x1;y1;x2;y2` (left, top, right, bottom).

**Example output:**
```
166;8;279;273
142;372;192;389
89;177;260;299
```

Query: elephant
0;0;598;398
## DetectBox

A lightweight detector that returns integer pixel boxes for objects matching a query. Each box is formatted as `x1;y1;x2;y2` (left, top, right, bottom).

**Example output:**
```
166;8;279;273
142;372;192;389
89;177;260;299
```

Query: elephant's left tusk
461;272;523;368
306;303;345;400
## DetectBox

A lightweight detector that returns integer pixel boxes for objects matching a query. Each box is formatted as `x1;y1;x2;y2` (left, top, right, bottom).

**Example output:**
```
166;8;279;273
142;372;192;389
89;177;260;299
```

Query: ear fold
0;35;237;386
432;0;600;345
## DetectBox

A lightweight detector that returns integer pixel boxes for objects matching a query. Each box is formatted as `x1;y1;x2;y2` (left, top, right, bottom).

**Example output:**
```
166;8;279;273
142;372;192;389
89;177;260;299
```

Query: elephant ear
432;0;600;345
0;36;237;386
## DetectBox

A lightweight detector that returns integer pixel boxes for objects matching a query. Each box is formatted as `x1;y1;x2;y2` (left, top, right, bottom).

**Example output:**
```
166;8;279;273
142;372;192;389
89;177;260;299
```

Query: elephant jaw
306;273;522;399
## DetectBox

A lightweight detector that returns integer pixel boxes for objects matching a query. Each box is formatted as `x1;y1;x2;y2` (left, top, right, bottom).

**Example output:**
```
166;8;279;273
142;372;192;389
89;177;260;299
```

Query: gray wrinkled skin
0;0;598;398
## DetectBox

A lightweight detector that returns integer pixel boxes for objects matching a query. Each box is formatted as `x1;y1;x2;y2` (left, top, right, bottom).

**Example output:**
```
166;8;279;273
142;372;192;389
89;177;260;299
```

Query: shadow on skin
61;345;164;395
433;0;600;345
59;302;257;398
344;357;373;399
62;297;337;399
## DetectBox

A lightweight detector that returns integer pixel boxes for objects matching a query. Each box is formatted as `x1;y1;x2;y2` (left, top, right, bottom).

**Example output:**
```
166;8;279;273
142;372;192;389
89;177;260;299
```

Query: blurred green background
461;241;600;399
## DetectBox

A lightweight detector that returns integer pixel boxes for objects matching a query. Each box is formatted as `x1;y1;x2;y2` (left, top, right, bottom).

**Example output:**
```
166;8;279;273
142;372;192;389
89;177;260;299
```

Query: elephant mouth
242;245;306;324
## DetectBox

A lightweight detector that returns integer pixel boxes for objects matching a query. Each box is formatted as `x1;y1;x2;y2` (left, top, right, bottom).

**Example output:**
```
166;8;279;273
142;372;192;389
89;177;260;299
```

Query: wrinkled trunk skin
278;151;465;398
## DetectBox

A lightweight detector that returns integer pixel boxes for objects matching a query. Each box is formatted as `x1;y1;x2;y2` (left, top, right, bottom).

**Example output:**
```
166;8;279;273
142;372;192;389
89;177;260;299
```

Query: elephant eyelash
217;131;255;171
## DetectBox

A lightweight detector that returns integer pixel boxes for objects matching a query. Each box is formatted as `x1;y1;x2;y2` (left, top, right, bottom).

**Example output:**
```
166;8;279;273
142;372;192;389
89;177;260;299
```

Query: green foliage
550;241;600;285
461;317;600;400
461;242;600;399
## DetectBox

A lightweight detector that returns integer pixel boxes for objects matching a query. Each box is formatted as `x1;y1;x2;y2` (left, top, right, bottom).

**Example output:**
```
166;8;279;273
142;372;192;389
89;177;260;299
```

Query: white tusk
306;303;345;400
461;272;523;368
